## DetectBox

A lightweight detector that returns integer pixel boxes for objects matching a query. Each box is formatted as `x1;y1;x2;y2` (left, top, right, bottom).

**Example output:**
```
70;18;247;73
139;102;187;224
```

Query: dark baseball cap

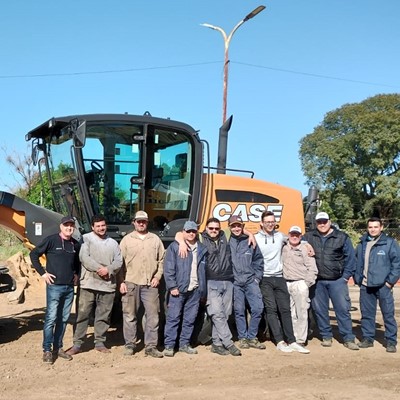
61;216;75;225
228;215;244;226
183;221;198;231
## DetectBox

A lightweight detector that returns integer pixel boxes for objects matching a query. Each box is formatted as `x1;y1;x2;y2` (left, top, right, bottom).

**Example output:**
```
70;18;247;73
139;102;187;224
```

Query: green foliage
0;227;27;260
300;94;400;221
19;172;53;209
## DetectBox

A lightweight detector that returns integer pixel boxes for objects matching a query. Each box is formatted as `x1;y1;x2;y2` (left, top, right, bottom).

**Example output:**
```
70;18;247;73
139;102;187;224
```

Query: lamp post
201;5;266;123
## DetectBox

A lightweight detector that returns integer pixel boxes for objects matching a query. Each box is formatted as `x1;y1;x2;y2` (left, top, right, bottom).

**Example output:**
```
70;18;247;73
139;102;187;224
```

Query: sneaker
247;338;266;350
145;347;164;358
386;343;397;353
163;347;175;357
276;341;293;353
95;345;111;353
344;340;359;350
210;344;229;356
288;342;310;354
226;344;242;356
238;339;250;349
358;339;374;349
321;338;333;347
124;344;136;356
43;351;53;364
66;346;81;356
179;345;198;355
55;348;73;361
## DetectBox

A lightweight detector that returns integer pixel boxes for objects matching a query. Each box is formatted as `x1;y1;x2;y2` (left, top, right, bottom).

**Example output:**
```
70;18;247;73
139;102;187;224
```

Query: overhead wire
0;60;397;89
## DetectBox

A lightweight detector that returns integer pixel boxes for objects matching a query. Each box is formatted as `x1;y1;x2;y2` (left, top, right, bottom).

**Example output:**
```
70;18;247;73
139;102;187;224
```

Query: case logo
212;203;283;222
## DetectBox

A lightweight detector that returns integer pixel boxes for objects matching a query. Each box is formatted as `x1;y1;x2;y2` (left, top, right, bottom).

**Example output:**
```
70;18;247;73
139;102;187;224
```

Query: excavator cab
24;114;204;243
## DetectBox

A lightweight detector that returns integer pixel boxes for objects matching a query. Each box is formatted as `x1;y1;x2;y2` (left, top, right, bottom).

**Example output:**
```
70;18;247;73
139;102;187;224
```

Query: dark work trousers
260;276;296;344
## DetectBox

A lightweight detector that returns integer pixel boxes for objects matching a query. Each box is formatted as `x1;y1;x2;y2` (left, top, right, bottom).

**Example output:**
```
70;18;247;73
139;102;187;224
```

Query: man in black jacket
303;212;358;350
201;218;241;356
30;216;80;364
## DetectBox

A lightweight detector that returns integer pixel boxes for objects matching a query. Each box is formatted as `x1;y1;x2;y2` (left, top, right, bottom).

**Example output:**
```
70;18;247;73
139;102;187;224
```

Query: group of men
303;212;400;353
30;208;400;364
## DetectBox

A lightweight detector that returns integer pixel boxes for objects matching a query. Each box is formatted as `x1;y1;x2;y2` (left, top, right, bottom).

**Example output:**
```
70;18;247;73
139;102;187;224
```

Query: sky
0;0;399;197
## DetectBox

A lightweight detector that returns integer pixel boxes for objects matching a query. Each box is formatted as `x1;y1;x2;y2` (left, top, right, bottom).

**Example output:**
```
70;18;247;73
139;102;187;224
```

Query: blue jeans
311;278;355;342
164;288;201;348
234;280;264;340
360;284;397;345
43;284;74;352
206;280;233;348
260;276;296;344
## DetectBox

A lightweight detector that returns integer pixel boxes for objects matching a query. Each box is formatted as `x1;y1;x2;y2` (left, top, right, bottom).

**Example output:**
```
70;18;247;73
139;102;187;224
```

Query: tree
299;94;400;224
1;146;53;208
1;145;35;194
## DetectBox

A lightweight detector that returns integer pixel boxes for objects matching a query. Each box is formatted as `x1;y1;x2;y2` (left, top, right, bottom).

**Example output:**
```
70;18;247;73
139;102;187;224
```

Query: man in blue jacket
176;217;243;356
229;216;265;350
163;221;207;357
354;217;400;353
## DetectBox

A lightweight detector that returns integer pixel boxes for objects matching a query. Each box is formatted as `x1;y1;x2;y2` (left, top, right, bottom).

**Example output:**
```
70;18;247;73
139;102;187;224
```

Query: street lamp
201;5;266;123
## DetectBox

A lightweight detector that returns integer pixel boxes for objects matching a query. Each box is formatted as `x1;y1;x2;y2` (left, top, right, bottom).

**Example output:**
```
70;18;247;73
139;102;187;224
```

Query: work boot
55;348;73;361
43;351;53;364
145;347;164;358
163;347;175;357
343;340;359;350
179;345;198;355
321;338;333;347
386;343;397;353
247;338;266;350
210;344;229;356
358;339;374;348
238;339;250;349
95;345;111;353
226;344;242;356
124;344;136;356
66;346;81;356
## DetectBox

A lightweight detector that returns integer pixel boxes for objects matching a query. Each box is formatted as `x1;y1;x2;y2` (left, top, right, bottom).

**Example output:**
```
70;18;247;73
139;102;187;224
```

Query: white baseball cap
288;225;302;234
315;212;330;221
133;210;149;220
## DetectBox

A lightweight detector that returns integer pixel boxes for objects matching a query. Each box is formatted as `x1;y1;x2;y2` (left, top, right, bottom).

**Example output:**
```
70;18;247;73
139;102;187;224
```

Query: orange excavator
0;113;318;248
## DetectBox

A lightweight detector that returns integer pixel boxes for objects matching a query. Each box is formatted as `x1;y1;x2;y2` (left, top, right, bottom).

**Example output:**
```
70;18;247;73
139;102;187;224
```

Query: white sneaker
276;341;293;353
288;342;310;354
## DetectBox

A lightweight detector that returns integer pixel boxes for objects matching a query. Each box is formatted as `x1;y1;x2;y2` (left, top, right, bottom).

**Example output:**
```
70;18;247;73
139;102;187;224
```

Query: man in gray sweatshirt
66;214;122;355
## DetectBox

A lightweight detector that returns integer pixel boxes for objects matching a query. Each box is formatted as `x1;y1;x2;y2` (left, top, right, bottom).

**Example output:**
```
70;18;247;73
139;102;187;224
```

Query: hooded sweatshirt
255;230;287;277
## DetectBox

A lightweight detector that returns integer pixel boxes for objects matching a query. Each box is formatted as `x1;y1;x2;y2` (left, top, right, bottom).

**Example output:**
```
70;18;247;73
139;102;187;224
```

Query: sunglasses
135;220;148;224
207;226;220;231
186;230;198;234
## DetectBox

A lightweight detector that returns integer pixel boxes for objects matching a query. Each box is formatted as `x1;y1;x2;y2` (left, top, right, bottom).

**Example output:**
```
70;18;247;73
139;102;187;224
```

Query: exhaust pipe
217;115;233;174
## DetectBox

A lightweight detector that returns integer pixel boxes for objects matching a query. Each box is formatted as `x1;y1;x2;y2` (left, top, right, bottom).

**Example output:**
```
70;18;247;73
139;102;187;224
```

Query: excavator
0;112;318;249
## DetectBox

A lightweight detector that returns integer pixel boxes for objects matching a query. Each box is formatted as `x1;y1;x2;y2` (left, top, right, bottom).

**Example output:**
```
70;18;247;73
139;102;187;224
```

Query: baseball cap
288;225;302;234
61;216;75;225
228;215;244;226
133;210;149;220
183;221;198;231
315;212;330;221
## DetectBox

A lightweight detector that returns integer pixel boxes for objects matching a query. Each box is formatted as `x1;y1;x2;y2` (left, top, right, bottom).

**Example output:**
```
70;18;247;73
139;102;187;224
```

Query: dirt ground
1;255;400;400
